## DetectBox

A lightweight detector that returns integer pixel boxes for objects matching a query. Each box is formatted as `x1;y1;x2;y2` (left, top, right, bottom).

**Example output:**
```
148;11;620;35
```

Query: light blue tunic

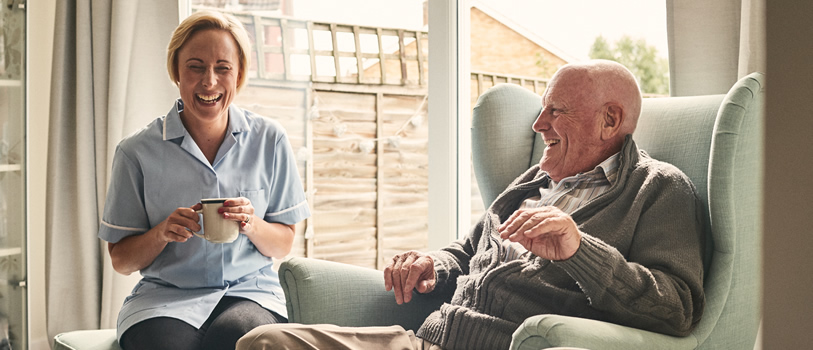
98;99;311;341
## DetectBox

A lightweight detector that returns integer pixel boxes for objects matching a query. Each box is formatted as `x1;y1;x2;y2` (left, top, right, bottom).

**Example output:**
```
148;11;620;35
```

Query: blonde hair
167;10;252;92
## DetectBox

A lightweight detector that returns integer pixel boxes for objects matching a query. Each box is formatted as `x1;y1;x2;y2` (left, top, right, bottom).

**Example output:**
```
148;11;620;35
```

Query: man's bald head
552;60;642;135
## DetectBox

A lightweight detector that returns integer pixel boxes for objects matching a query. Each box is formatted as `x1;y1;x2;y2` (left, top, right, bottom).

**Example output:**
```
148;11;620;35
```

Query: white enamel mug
194;198;239;243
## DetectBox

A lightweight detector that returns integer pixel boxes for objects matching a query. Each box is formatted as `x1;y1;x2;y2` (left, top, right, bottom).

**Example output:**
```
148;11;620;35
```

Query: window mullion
427;0;471;249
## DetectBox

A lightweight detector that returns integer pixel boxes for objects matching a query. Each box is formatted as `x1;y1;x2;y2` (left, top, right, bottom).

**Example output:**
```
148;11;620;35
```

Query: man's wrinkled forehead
545;68;596;104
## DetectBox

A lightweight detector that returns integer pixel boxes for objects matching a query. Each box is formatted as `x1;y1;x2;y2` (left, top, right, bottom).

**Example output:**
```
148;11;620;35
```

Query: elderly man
237;60;706;350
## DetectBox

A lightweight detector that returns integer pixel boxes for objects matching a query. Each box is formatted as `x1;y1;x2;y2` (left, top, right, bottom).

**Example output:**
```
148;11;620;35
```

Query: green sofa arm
511;314;698;350
279;257;445;331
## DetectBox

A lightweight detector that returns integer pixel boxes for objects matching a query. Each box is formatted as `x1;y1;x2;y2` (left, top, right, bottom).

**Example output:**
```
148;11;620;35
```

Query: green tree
588;35;669;95
534;52;559;78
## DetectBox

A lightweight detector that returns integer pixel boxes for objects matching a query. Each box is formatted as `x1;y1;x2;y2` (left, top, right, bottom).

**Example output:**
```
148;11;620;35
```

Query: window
467;0;670;224
185;0;670;270
188;0;433;269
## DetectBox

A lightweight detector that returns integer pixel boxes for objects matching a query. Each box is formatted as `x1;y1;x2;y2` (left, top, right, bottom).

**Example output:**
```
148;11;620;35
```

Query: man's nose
532;110;549;133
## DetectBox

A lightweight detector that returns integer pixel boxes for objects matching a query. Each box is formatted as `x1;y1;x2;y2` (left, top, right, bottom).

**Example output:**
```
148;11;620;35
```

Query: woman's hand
155;203;203;243
218;197;256;233
109;202;203;275
220;197;296;259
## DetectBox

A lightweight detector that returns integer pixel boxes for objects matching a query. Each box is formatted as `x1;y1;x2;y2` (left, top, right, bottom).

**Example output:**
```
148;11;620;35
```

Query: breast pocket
240;189;268;218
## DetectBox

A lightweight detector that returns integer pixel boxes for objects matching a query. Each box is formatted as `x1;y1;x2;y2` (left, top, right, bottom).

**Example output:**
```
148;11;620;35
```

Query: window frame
427;0;471;249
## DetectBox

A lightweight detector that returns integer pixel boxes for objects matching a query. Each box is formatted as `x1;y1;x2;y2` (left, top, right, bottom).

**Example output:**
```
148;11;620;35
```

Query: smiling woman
98;10;311;350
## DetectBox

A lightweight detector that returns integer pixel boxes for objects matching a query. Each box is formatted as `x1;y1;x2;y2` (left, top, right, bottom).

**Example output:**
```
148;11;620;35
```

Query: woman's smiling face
176;28;241;124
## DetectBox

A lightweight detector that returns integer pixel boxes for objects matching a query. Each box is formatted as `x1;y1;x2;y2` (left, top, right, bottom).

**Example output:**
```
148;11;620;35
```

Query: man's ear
601;103;624;140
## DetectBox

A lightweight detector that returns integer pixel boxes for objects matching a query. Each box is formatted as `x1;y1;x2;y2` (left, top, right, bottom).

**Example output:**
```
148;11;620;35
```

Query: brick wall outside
470;7;567;80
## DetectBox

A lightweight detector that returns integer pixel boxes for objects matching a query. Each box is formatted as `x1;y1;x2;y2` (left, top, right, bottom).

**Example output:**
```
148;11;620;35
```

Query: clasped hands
384;206;581;304
158;197;256;243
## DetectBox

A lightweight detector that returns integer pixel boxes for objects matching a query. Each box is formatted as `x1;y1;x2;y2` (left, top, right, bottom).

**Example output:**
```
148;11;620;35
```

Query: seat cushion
53;329;121;350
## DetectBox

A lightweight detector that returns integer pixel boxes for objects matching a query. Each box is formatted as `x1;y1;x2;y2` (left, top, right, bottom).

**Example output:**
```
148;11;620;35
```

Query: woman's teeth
545;139;559;146
196;93;222;103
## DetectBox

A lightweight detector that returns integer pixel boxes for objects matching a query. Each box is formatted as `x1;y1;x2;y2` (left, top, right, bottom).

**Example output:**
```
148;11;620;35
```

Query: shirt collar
162;98;250;141
596;152;621;185
544;151;621;187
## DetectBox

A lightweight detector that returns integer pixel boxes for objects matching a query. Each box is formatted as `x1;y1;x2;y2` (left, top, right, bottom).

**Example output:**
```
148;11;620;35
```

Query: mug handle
193;209;205;239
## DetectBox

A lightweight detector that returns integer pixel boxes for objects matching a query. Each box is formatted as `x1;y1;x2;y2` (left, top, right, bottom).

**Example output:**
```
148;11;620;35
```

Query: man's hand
498;206;582;261
383;250;436;304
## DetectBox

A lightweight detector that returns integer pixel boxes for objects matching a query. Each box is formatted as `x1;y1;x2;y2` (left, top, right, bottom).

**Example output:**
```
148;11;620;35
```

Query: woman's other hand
109;202;203;275
219;197;256;233
156;203;203;243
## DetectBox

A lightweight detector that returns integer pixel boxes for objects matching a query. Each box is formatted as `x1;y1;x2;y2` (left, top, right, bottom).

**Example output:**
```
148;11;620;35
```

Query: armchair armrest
279;257;445;331
511;314;698;350
280;257;700;349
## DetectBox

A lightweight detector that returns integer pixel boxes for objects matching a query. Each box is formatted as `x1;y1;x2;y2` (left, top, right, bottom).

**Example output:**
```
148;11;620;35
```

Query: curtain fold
738;0;766;79
666;0;765;96
46;0;179;339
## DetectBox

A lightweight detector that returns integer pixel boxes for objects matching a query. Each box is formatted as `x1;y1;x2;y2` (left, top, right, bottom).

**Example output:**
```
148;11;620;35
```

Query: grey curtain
666;0;766;96
46;0;179;339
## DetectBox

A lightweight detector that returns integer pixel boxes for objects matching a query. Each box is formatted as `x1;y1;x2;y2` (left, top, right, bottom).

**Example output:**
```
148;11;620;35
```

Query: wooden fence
211;9;550;269
235;82;429;269
235;14;428;86
232;12;548;93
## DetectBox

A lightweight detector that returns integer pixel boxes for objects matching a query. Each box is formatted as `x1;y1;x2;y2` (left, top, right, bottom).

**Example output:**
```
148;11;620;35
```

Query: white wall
27;0;56;349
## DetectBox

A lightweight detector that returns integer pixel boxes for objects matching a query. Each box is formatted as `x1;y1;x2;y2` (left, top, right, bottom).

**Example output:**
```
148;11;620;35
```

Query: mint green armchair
279;72;764;349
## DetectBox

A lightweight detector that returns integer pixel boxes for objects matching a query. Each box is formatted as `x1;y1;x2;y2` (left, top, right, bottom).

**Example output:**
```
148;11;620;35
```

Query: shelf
0;247;22;257
0;164;22;172
0;79;22;87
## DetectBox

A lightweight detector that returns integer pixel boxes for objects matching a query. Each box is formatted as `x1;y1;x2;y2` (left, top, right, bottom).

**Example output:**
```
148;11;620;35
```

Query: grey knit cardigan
416;137;706;350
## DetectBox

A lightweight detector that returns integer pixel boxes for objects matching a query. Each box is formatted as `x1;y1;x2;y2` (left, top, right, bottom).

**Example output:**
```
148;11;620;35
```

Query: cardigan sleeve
426;213;499;295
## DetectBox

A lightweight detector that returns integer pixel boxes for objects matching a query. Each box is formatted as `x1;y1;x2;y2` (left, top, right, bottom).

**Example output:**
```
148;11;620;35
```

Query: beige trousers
236;323;443;350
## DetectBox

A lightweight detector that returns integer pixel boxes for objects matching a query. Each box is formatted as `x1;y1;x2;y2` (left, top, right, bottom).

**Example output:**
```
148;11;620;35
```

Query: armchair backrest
471;73;764;349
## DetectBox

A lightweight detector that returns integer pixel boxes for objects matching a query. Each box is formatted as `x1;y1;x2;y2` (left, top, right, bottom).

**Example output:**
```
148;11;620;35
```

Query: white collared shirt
501;153;620;261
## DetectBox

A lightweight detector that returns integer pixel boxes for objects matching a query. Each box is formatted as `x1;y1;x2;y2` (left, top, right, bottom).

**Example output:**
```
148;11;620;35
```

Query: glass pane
0;3;26;349
358;33;379;54
312;30;333;51
336;31;355;52
190;0;429;270
291;28;310;50
469;0;670;223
